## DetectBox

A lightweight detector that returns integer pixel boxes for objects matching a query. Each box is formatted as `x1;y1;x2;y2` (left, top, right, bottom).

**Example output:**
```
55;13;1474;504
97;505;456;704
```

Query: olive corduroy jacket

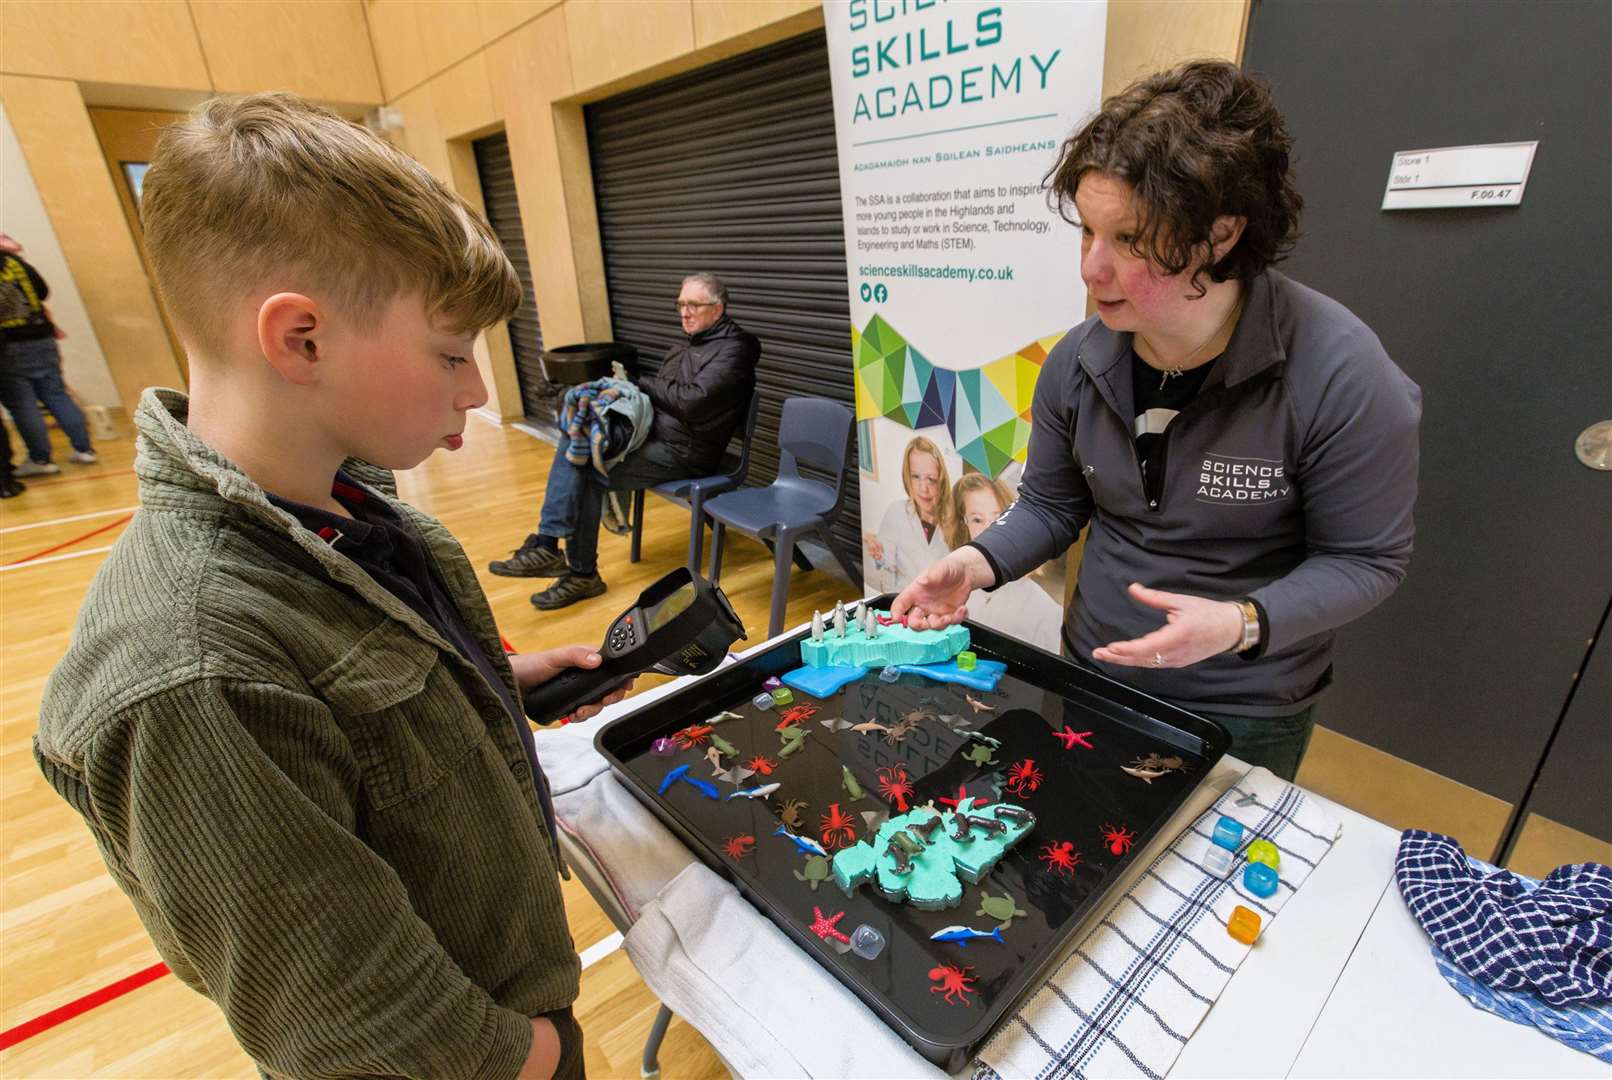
34;389;578;1079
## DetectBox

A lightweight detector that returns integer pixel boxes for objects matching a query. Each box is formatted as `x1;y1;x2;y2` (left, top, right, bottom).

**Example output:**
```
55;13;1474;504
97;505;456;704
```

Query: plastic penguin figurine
834;601;847;638
811;609;825;642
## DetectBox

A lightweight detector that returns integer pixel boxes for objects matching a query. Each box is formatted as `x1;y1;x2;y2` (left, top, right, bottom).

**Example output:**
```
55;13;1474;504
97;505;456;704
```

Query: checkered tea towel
973;768;1342;1080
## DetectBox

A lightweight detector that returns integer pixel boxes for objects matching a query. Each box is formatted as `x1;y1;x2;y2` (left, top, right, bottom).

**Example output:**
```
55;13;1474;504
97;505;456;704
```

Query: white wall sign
1381;141;1538;210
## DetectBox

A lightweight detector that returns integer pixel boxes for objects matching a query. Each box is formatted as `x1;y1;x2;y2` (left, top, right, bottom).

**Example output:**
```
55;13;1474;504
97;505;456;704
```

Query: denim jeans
566;440;689;576
1195;705;1318;782
0;337;92;462
537;439;586;540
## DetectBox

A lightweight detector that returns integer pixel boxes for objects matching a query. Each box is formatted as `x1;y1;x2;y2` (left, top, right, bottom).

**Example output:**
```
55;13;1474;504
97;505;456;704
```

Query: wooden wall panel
189;1;382;104
0;77;183;405
415;0;487;83
367;0;431;100
693;0;819;50
430;54;498;140
1103;0;1249;98
477;0;561;45
563;0;695;97
0;0;210;89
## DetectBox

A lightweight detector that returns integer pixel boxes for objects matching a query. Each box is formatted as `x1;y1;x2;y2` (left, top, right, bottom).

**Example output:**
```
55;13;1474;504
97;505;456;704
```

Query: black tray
595;601;1228;1070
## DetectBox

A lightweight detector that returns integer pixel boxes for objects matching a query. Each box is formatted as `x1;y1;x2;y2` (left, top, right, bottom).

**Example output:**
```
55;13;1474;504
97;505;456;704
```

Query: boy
33;93;620;1079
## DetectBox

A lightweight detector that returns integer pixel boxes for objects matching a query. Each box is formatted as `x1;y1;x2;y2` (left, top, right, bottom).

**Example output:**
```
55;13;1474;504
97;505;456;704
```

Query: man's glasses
675;300;719;313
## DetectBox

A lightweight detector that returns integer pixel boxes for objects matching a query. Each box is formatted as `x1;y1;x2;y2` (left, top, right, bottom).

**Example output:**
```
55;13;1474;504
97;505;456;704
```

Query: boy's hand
509;645;634;721
518;1016;561;1079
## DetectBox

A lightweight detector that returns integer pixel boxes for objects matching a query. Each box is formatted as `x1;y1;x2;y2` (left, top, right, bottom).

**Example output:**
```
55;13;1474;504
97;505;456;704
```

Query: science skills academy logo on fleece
1194;452;1293;505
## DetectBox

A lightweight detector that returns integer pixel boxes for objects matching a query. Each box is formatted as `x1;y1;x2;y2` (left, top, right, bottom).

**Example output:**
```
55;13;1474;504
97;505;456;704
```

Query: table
548;640;1598;1078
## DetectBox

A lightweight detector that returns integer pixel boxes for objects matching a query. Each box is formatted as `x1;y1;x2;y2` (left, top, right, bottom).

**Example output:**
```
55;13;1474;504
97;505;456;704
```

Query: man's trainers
531;573;607;611
69;450;98;464
14;461;59;477
0;476;25;498
489;535;569;578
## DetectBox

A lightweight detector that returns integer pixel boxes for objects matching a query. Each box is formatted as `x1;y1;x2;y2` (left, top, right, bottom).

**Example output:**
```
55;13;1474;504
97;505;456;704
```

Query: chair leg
707;521;726;585
629;489;646;564
685;489;706;576
641;1003;672;1078
768;528;796;639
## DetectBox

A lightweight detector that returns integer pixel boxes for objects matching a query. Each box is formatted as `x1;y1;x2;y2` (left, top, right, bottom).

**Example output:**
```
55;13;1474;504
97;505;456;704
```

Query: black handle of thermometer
522;664;631;722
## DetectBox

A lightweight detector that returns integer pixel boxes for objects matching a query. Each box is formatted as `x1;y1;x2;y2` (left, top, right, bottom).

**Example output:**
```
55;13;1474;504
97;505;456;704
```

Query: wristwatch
1234;599;1261;653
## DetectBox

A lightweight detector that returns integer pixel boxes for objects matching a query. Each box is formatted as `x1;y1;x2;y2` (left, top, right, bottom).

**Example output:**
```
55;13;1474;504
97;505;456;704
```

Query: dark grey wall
1243;0;1612;810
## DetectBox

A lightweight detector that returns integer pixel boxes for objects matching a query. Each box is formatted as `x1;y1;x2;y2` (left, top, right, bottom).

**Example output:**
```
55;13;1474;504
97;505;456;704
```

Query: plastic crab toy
1039;840;1082;876
1100;823;1136;856
819;803;857;849
745;754;777;776
876;765;914;812
672;723;714;749
1005;758;1043;796
928;963;977;1006
722;834;755;859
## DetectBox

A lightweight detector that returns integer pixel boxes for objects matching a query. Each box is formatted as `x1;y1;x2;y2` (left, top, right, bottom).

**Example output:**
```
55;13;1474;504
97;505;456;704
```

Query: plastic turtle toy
975;888;1029;929
794;854;833;891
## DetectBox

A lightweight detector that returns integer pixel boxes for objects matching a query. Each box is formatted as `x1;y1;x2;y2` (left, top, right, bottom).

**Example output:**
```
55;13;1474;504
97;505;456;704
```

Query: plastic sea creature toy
709;733;738;757
1122;752;1189;784
722;834;756;859
811;610;825;641
841;766;866;801
962;742;998;767
727;782;781;801
1052;725;1094;750
834;798;1032;909
1227;904;1263;944
672;724;714;749
1100;823;1136;856
1005;758;1044;796
965;694;995;713
819;803;858;850
808;906;850;944
884;710;927;746
777;725;809;758
908;812;945;844
949;814;975;844
876;765;914;811
794;854;833;890
775;825;828;858
850;719;890;735
1039;840;1081;876
992;804;1034;825
745;754;778;776
657;764;690;795
930;925;1003;947
975;889;1028;928
928;964;977;1006
775;703;819;729
708;710;744;724
777;799;808;830
965;813;1007;835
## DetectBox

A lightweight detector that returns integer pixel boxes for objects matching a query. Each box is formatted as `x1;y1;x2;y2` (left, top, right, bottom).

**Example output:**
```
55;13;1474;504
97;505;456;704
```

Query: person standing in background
0;233;97;476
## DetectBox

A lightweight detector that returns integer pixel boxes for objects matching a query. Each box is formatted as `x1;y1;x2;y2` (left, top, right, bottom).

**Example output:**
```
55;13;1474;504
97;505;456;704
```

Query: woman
866;434;952;593
947;472;1063;650
892;61;1422;780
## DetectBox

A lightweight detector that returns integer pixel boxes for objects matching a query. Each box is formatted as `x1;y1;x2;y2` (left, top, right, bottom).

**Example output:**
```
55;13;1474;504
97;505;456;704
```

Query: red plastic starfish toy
1052;725;1094;750
807;906;850;944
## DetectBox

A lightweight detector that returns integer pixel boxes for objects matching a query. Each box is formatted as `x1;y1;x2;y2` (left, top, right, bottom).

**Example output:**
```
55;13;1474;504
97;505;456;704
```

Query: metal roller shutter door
586;28;861;557
473;132;553;424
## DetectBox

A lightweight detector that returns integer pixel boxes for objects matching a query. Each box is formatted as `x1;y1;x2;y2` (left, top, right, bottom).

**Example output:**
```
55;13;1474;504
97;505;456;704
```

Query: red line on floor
3;513;133;566
5;467;135;488
0;962;170;1051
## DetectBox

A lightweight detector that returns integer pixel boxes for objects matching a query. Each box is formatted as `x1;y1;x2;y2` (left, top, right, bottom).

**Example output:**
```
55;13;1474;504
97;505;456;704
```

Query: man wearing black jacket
492;272;760;610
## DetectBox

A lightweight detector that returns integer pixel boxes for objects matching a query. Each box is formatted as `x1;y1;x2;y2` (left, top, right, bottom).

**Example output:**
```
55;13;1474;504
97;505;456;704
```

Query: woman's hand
890;548;992;630
508;645;634;721
1090;583;1242;669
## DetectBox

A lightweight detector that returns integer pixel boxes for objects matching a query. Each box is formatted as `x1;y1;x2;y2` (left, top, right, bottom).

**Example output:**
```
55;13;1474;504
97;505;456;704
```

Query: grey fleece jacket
974;271;1422;716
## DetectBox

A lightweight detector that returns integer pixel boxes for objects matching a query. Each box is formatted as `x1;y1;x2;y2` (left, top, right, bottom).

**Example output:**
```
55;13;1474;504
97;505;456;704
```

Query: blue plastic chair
626;388;763;573
703;396;863;638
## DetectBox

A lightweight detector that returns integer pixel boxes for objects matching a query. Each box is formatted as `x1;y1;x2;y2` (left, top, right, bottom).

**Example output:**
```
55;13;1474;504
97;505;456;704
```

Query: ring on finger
1151;652;1164;668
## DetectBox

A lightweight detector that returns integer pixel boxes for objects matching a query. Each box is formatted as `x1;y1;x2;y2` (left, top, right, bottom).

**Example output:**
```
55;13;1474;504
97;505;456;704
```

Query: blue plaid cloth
1396;829;1612;1007
1432;943;1612;1062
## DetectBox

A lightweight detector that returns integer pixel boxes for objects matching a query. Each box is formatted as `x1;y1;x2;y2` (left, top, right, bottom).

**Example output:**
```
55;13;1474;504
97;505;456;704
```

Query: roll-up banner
824;0;1106;650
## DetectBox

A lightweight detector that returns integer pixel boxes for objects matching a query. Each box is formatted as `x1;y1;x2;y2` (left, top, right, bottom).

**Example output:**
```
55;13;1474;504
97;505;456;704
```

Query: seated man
492;272;760;609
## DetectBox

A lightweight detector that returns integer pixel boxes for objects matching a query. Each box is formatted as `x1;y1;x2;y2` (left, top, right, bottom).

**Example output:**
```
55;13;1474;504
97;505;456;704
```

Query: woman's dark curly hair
1046;60;1303;293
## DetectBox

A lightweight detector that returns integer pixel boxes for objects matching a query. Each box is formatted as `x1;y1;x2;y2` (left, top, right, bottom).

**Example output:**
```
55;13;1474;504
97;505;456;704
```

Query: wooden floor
2;410;1606;1077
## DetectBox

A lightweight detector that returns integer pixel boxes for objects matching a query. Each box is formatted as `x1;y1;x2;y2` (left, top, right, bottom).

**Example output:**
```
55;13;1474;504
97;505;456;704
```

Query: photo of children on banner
948;472;1063;648
862;431;1064;651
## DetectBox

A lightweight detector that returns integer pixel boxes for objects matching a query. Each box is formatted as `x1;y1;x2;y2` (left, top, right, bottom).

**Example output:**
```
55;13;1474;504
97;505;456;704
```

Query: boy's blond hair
141;92;519;357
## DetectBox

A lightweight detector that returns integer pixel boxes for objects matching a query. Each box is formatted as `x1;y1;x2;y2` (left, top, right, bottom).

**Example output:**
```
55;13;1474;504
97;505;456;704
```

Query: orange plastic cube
1227;904;1262;945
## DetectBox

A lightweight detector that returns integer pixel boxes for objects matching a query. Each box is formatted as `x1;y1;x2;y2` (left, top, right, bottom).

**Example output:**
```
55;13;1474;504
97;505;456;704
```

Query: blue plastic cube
1243;861;1279;898
1212;815;1245;852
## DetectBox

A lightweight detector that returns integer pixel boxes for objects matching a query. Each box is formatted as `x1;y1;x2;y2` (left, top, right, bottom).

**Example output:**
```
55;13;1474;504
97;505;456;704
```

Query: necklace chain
1140;296;1243;391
